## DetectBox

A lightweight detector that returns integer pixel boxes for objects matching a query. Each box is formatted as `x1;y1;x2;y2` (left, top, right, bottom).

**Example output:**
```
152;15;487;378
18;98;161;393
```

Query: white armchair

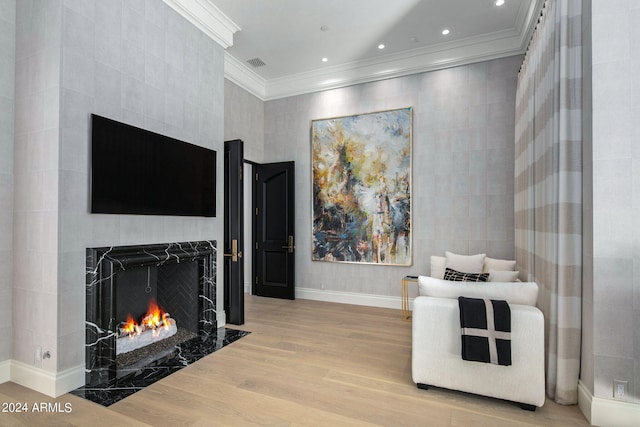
411;275;546;410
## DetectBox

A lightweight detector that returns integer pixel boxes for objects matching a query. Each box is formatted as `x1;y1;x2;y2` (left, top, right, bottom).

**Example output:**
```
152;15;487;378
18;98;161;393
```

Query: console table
401;275;419;320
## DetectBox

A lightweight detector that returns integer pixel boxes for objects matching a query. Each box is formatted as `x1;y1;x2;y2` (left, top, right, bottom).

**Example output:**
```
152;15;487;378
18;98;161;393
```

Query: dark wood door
254;162;295;299
224;139;244;324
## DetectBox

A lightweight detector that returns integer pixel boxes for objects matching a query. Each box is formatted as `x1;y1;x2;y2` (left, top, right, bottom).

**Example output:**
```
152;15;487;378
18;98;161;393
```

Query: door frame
223;139;244;325
252;161;295;299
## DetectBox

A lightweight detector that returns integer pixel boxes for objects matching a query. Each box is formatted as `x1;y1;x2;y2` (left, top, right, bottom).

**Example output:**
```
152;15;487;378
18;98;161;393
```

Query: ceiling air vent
246;57;267;68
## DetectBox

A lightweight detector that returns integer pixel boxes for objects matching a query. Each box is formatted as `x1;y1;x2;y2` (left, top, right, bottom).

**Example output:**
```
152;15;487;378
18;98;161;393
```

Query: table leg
401;279;410;320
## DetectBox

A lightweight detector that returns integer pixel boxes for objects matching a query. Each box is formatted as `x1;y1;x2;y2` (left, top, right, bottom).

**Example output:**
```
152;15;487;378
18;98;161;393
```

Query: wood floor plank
0;295;589;426
0;382;151;427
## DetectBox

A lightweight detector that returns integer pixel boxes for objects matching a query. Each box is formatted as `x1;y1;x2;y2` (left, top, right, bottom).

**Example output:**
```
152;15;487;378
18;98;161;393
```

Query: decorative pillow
445;251;486;274
488;269;519;282
430;255;446;279
483;257;517;273
443;267;489;282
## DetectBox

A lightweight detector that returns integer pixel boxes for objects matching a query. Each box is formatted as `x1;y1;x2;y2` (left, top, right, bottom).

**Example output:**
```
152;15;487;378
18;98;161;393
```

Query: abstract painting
311;107;412;265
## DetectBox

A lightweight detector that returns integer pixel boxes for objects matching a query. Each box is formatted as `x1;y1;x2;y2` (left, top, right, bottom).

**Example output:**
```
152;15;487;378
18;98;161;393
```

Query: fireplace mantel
85;241;217;386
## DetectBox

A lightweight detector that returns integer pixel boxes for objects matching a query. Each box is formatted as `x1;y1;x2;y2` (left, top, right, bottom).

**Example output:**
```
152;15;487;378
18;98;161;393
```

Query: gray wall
224;79;264;162
263;56;521;297
581;0;595;399
0;0;16;363
223;79;265;293
13;0;225;375
586;0;640;403
13;0;62;370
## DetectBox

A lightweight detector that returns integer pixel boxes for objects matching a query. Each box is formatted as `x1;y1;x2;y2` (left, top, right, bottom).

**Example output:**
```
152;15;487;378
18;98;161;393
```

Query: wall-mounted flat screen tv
91;114;216;217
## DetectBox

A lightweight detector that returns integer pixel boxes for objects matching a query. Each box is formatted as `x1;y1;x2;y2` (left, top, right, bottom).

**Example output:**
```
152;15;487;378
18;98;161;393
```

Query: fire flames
121;299;171;339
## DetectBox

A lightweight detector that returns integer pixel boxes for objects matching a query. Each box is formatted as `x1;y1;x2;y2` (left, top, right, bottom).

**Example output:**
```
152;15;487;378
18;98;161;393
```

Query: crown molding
163;0;240;49
221;0;546;101
518;0;547;50
225;29;528;101
261;31;525;100
224;53;267;100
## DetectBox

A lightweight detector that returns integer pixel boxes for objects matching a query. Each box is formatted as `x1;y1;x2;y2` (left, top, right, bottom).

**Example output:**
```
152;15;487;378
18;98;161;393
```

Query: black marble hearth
71;327;250;406
84;241;218;387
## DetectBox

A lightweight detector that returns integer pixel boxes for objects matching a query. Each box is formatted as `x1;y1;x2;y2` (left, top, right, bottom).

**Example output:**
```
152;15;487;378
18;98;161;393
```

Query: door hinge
255;173;258;181
255;276;258;284
255;208;258;216
255;242;258;250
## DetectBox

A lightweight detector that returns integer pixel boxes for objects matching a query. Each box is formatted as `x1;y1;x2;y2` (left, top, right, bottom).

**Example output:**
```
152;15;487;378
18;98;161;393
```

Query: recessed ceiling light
322;57;328;62
495;0;505;6
442;29;450;35
378;44;385;50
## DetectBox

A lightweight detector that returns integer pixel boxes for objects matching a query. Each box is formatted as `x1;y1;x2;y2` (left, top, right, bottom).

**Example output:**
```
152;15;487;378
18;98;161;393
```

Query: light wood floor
0;295;589;426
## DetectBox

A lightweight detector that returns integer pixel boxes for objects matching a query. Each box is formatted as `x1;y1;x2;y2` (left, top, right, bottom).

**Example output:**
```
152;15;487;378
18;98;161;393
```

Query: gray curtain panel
514;0;582;405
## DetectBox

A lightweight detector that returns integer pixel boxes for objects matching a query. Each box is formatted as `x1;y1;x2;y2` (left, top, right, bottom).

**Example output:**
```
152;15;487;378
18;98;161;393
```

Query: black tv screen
91;114;216;217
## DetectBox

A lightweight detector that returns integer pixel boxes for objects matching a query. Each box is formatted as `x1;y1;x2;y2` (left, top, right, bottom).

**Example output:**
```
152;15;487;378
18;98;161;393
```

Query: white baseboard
9;361;85;397
0;360;10;383
296;287;405;310
578;380;640;426
244;281;251;294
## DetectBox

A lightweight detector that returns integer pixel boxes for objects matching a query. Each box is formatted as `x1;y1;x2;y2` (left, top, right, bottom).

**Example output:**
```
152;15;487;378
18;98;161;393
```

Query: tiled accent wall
0;0;16;363
13;0;225;377
589;0;640;403
263;56;520;297
224;79;265;162
13;0;62;370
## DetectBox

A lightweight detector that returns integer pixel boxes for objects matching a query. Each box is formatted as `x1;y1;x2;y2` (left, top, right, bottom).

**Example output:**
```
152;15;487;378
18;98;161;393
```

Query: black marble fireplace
84;241;217;386
73;241;249;406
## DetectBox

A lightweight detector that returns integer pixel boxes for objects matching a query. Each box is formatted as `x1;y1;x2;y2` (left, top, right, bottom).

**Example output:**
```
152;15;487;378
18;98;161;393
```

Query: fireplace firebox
85;241;217;386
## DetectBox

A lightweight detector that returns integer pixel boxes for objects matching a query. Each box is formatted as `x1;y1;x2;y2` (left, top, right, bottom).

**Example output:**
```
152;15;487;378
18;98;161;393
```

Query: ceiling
164;0;545;100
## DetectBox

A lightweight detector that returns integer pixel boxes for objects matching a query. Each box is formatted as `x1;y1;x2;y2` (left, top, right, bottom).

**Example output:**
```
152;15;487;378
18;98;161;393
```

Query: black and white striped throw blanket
458;297;511;366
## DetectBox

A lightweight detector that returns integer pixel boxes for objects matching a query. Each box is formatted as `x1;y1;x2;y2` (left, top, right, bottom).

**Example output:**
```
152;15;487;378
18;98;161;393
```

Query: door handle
281;235;295;253
224;239;241;262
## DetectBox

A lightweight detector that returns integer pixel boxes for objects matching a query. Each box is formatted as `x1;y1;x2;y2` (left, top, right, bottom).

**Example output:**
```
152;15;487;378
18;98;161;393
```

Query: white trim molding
262;34;521;101
163;0;240;49
223;0;546;100
0;360;10;384
9;361;84;397
296;287;407;311
224;53;267;100
578;380;640;427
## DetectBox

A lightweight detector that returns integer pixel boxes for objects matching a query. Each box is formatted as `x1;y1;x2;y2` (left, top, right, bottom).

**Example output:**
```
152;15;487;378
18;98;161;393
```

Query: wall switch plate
613;379;628;399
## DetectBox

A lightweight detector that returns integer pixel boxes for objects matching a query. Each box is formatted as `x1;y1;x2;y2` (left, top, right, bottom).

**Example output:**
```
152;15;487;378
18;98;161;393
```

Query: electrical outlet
613;379;628;399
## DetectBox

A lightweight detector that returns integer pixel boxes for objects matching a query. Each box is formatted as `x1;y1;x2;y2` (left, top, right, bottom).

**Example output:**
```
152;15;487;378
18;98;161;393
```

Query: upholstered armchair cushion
412;294;546;408
418;275;539;307
488;269;520;282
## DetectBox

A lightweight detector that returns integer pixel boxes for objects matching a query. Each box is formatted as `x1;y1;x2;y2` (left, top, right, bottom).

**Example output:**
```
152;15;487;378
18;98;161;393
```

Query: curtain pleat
514;0;582;405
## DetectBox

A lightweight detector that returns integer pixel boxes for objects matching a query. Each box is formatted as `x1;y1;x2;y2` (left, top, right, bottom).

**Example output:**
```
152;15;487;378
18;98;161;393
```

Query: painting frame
311;107;413;266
